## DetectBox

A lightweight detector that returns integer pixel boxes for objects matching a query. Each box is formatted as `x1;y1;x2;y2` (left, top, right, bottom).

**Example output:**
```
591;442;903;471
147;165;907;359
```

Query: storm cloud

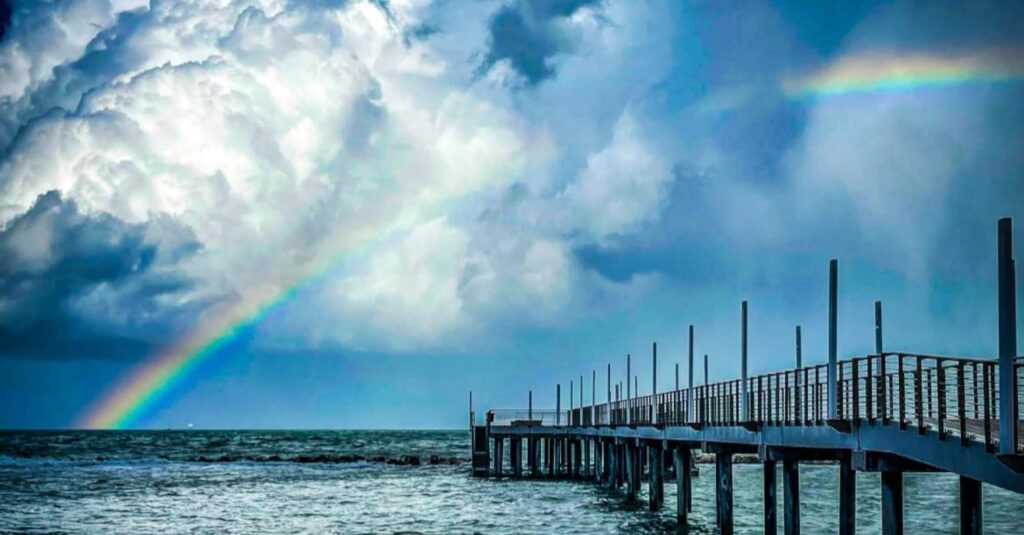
0;190;199;359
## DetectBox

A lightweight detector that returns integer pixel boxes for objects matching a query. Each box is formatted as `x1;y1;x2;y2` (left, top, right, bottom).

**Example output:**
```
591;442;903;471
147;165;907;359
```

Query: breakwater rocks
185;453;464;466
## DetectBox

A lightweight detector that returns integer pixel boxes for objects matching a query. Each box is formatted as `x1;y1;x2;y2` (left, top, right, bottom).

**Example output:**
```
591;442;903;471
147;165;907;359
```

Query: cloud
0;0;680;359
478;0;601;86
0;190;200;359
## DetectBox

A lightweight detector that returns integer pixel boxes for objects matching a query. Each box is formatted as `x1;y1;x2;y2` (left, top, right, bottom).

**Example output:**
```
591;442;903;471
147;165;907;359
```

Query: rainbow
783;48;1024;99
77;227;386;429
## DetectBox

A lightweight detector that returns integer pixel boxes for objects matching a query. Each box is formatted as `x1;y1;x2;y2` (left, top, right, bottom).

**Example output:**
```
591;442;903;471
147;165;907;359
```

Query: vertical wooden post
742;301;749;422
627;354;632;426
783;459;800;535
653;342;658;426
556;383;561;426
839;455;856;535
716;453;734;534
795;326;802;423
959;476;982;535
881;471;904;535
997;217;1018;454
764;460;778;535
689;325;695;421
674;447;687;523
828;259;838;420
528;390;532;421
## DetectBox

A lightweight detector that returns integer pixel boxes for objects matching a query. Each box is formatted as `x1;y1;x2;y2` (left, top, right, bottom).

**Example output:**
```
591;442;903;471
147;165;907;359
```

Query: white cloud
0;0;676;355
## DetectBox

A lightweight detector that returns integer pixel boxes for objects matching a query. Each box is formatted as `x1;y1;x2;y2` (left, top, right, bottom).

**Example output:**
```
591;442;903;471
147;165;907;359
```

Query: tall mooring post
626;354;632;426
998;217;1018;455
688;325;695;420
794;326;802;422
741;301;749;421
828;259;838;420
556;383;561;426
652;343;658;426
528;390;532;420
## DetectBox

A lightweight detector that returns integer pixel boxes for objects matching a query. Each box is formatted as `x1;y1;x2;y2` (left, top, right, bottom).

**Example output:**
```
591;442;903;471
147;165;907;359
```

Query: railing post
898;355;907;430
937;362;947;440
997;217;1018;455
915;357;924;434
958;363;968;446
529;390;533;421
742;301;749;422
828;259;838;420
852;359;860;421
592;369;596;427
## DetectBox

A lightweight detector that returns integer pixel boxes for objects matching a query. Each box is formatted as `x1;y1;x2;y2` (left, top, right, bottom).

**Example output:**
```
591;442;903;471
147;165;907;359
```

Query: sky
0;0;1022;429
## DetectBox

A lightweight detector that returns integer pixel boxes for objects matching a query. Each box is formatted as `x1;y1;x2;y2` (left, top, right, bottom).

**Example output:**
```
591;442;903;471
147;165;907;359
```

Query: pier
470;218;1024;534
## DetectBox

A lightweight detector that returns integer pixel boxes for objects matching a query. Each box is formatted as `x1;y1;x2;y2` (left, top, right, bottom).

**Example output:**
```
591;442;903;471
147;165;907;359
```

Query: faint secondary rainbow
783;48;1024;99
78;228;387;429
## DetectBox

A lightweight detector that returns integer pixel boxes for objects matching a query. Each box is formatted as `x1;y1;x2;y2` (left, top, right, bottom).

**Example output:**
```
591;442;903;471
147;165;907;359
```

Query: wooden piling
783;459;800;535
880;471;903;535
839;455;855;535
716;452;734;534
959;476;982;535
764;460;778;535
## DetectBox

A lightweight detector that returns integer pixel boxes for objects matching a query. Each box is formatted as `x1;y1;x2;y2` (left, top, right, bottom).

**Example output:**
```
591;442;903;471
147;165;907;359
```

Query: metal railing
533;352;1022;453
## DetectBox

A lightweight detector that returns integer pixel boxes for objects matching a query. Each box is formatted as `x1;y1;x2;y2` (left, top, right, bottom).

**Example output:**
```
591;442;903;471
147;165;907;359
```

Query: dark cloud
0;191;201;360
479;0;600;85
0;0;10;42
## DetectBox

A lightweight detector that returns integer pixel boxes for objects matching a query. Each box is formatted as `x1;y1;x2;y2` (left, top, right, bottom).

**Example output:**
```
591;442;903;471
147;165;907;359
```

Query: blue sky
0;0;1022;429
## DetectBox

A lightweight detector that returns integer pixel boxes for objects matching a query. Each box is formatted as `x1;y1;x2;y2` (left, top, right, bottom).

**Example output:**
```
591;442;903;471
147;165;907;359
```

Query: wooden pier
470;218;1024;534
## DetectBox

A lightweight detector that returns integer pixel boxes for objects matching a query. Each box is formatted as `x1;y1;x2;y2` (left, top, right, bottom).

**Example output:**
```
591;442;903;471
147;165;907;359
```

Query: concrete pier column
684;447;693;512
573;440;582;478
880;471;904;535
674;447;688;524
716;453;734;534
783;460;800;535
511;438;521;477
649;444;664;511
625;443;637;501
494;437;504;478
839;456;855;535
546;438;555;477
764;460;777;535
584;438;591;479
959;476;982;535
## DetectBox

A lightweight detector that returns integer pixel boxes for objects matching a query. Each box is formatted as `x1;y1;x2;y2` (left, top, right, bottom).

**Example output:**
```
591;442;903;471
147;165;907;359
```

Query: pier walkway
470;219;1024;534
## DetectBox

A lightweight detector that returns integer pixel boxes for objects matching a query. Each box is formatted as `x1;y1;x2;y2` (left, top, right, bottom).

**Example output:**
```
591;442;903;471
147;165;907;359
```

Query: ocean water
1;430;1022;534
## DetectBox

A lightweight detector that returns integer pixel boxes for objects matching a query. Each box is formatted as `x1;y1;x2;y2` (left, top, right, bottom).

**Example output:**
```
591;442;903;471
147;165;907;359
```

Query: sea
1;430;1022;534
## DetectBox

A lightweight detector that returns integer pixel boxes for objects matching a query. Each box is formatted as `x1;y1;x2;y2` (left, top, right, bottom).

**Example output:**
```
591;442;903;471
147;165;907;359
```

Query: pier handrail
540;352;1022;453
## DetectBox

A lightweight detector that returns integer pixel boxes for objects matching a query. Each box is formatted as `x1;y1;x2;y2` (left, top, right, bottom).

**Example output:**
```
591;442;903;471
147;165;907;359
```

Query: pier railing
554;352;1023;453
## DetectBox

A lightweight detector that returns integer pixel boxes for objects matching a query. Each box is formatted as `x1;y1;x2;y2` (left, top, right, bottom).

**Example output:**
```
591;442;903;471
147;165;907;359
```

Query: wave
0;453;464;467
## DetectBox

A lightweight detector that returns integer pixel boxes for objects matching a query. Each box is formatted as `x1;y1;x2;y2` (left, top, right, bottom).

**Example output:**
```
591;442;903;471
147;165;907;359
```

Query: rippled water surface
1;430;1023;533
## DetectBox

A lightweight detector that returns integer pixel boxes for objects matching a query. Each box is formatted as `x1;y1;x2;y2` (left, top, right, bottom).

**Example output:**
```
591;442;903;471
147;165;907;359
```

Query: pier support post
839;455;855;535
716;452;734;535
959;476;982;535
684;447;693;512
574;439;582;478
783;460;800;535
625;442;637;501
674;446;688;524
494;437;504;478
511;438;522;477
584;438;591;479
764;460;777;535
880;471;904;535
648;443;664;511
546;438;555;477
